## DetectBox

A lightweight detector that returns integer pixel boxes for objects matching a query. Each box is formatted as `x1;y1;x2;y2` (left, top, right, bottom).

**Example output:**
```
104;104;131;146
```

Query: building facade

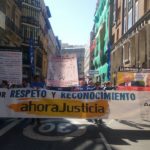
21;0;54;79
21;0;41;79
0;0;60;81
0;0;22;47
84;45;90;80
61;44;85;79
111;0;150;85
90;0;111;84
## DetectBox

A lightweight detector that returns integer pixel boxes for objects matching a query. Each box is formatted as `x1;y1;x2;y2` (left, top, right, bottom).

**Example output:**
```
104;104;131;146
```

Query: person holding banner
72;79;87;91
22;79;30;88
30;75;45;89
0;80;9;88
30;75;45;125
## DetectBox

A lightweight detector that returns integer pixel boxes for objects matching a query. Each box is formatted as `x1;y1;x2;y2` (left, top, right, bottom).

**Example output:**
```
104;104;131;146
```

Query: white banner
47;56;78;87
0;51;22;84
0;88;149;120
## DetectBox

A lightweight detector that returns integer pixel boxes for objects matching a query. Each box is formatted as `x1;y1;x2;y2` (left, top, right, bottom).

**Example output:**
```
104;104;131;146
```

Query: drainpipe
137;30;140;72
146;24;150;68
145;26;147;68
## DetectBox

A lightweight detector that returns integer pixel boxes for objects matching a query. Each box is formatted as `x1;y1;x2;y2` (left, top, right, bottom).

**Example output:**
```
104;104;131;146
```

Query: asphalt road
0;118;108;150
99;119;150;150
0;118;150;150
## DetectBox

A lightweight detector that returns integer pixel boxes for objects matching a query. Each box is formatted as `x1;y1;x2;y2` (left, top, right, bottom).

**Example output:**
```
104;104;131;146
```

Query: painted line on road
99;132;112;150
0;119;23;136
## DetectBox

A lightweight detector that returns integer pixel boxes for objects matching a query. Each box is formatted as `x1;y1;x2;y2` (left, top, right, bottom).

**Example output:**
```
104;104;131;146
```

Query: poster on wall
117;72;150;91
47;56;79;87
0;51;22;85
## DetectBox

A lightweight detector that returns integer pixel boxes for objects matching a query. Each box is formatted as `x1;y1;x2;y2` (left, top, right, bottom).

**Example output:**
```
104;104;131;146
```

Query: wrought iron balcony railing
21;16;39;26
22;37;39;45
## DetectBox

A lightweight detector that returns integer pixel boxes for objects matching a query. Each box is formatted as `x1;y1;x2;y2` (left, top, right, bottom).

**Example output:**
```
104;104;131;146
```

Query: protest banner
0;51;22;84
0;88;149;120
117;72;150;90
47;56;79;87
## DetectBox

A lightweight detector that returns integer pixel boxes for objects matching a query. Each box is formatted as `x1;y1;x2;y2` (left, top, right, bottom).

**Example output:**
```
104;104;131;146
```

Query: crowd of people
0;76;116;92
47;79;116;91
0;75;45;89
0;76;115;125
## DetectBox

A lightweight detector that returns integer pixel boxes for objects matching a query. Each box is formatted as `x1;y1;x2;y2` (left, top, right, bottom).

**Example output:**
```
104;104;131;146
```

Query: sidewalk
102;119;150;131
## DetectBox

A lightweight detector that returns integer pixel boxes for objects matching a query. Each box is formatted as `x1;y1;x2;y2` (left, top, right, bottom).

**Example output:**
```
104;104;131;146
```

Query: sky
44;0;97;45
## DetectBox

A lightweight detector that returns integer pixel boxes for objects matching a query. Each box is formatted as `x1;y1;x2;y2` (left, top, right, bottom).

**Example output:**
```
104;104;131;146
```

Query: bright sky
44;0;97;45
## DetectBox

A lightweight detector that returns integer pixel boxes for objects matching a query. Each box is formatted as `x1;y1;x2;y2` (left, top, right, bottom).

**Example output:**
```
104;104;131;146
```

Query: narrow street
0;118;150;150
0;0;150;150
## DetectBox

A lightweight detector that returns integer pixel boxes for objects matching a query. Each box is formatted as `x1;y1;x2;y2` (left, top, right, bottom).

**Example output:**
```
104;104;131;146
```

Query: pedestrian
22;79;30;88
30;75;45;89
73;79;87;91
87;80;96;91
0;80;9;88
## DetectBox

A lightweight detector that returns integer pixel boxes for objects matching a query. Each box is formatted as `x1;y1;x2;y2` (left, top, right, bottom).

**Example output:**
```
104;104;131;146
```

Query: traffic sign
89;70;99;75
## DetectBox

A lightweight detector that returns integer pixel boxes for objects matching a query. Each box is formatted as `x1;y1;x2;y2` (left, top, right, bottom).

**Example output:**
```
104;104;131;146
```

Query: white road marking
99;132;112;150
23;121;87;141
0;119;23;136
40;118;93;125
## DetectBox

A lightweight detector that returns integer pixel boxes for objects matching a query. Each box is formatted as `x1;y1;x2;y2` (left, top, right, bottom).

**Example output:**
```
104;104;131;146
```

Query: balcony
21;16;39;27
22;37;38;46
46;6;51;18
45;18;51;30
22;0;40;10
5;16;21;37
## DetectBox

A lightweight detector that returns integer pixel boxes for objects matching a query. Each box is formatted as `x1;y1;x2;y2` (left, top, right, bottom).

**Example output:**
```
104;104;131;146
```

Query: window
123;42;131;64
128;0;133;11
6;4;11;17
22;24;39;44
117;29;119;41
128;0;133;29
112;34;115;44
135;1;139;22
113;0;117;25
15;14;19;28
117;7;121;23
128;9;133;29
124;0;127;13
124;16;127;34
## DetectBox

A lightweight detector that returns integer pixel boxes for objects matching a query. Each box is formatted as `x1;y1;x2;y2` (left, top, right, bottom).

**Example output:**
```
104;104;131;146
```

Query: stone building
110;0;150;85
0;0;22;47
0;0;60;81
90;0;111;84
